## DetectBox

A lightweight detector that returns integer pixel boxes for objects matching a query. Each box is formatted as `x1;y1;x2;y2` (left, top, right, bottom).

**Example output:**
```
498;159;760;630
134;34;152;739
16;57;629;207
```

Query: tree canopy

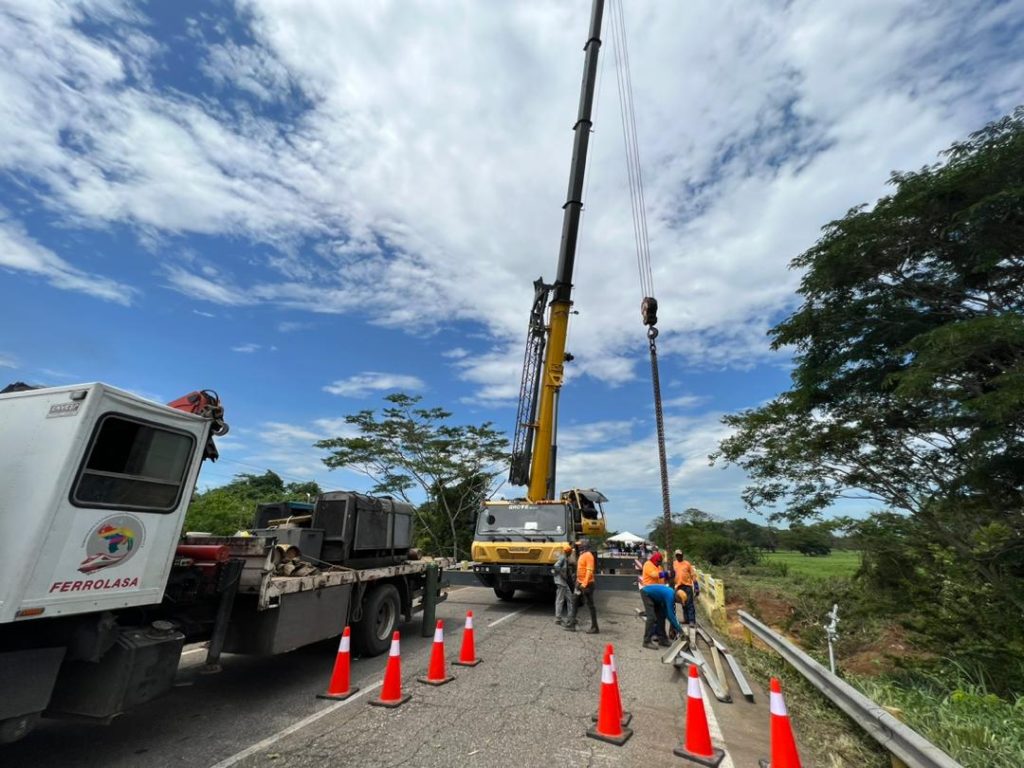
184;471;321;535
714;108;1024;689
316;393;510;560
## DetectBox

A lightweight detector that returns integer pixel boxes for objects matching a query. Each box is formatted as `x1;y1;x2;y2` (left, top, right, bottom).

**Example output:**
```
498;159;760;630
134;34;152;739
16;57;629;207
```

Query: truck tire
493;584;516;601
354;583;401;657
0;713;40;744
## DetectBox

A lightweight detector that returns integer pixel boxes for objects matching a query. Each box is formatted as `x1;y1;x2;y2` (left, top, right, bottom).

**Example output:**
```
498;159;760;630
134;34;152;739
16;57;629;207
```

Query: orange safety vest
641;559;662;586
673;559;696;587
577;551;596;588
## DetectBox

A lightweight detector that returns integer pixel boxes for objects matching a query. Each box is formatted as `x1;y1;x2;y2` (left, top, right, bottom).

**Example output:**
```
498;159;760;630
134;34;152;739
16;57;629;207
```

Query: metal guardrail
738;610;964;768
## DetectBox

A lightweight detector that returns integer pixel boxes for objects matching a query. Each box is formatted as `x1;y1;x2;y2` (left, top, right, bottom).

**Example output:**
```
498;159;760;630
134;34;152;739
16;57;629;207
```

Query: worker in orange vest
639;551;672;644
673;549;699;627
564;539;599;634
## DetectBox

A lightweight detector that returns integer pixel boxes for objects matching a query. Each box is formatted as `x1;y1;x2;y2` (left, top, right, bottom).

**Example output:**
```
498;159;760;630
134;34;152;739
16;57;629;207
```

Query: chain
647;324;672;542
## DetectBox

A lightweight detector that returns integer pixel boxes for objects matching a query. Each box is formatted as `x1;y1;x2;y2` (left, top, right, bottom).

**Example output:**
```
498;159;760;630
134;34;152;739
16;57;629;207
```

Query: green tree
185;471;322;535
649;510;759;566
714;109;1024;687
780;522;833;556
316;393;510;560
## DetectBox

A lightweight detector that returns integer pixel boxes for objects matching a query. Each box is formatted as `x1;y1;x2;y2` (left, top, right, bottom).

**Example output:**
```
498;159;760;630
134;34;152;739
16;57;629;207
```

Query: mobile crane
472;0;609;600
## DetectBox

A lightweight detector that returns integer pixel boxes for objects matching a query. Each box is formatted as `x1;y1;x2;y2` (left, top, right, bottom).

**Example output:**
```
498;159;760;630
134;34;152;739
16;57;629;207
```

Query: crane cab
561;488;607;538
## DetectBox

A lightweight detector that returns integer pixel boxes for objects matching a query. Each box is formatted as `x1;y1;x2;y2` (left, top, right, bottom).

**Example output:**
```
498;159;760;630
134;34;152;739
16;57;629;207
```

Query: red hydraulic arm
167;389;229;461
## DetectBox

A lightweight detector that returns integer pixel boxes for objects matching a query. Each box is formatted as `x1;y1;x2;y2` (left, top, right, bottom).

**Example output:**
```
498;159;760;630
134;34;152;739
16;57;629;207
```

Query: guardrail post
695;568;728;632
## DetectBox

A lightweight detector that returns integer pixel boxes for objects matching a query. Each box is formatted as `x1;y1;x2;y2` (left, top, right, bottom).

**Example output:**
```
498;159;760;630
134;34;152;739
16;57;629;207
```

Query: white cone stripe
770;690;788;716
434;627;444;643
687;673;703;699
601;663;614;685
339;635;350;653
389;639;400;656
466;615;474;629
700;679;735;768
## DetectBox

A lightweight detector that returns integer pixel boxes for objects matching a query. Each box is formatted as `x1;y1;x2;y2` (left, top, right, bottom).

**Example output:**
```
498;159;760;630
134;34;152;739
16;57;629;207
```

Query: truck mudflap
0;647;66;725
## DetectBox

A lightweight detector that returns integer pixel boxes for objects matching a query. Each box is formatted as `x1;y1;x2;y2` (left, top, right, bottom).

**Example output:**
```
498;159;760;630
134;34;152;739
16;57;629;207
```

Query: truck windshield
477;504;566;536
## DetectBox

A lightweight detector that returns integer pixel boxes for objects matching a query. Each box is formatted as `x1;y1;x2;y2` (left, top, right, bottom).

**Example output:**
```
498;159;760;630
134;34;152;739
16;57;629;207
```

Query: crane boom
525;0;605;501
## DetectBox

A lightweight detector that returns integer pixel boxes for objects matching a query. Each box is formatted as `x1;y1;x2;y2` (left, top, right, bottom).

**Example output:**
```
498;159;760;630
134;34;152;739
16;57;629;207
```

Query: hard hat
674;549;682;556
562;543;573;553
650;551;663;565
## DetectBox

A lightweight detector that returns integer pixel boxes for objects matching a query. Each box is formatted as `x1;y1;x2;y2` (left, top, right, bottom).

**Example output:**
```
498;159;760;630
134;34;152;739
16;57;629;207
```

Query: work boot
642;640;659;650
586;626;600;635
563;622;577;632
657;637;671;647
554;617;562;624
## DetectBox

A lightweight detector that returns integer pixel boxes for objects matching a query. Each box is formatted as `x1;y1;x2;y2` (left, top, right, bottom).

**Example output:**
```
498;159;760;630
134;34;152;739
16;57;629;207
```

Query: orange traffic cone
453;610;481;667
417;619;454;686
592;643;632;726
317;626;359;700
673;664;725;766
368;631;411;708
758;677;802;768
586;648;633;745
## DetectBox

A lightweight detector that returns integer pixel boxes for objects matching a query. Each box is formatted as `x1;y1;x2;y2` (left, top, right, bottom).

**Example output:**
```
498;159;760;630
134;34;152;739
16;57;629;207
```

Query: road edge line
208;681;382;768
701;679;736;768
486;607;528;628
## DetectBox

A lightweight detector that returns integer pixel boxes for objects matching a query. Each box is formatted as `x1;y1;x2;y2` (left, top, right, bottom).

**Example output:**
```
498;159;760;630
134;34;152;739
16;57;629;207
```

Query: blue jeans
680;584;696;625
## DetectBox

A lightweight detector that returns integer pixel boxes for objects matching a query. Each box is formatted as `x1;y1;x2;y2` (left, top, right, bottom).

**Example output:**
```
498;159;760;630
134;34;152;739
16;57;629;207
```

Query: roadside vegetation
185;471;322;535
655;108;1023;767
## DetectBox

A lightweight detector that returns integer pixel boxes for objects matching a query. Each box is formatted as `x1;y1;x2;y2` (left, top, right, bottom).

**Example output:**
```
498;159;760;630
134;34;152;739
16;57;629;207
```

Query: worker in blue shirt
640;583;685;649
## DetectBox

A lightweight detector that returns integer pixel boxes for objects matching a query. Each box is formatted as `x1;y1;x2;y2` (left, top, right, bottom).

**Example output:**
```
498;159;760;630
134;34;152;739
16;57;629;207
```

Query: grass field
763;549;861;579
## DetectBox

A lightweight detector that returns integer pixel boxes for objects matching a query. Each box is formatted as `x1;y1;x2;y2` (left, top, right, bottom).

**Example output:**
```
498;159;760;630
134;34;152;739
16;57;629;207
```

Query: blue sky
1;0;1021;536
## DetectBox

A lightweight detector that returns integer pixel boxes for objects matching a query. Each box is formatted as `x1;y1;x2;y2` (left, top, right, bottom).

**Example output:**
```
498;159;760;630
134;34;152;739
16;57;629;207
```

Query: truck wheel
354;583;401;657
493;584;516;601
0;713;40;744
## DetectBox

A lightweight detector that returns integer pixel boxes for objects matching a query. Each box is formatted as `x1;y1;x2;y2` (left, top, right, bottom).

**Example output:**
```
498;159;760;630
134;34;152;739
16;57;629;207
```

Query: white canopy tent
605;531;648;544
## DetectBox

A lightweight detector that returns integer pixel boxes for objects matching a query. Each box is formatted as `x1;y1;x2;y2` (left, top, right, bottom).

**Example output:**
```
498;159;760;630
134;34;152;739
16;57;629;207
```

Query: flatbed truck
0;383;446;743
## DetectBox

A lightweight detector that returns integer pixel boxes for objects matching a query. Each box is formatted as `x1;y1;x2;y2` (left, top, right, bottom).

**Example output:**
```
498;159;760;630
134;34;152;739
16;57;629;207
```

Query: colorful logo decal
79;514;146;574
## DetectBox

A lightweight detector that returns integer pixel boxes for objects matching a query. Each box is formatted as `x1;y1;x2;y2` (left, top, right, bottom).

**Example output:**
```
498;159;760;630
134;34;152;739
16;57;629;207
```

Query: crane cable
609;0;672;541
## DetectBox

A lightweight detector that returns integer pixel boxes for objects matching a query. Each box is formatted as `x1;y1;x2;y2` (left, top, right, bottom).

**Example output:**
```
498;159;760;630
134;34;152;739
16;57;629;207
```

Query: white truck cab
0;383;211;626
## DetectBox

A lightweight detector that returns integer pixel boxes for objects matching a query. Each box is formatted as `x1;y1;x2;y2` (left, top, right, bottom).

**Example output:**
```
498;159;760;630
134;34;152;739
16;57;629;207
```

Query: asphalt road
4;587;770;767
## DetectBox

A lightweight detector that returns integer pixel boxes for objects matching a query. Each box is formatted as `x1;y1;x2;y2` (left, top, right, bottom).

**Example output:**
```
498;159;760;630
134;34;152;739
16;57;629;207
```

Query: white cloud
442;347;469;359
0;214;134;304
168;268;254;306
232;343;260;353
260;421;320;443
323;372;425;398
663;394;709;410
0;0;1018;397
312;417;362;439
192;309;216;318
0;353;17;368
554;410;749;534
277;320;311;333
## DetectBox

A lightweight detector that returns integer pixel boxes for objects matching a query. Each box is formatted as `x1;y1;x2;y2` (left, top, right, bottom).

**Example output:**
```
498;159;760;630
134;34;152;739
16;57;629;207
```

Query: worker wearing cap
565;539;599;634
552;542;575;627
673;549;699;627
